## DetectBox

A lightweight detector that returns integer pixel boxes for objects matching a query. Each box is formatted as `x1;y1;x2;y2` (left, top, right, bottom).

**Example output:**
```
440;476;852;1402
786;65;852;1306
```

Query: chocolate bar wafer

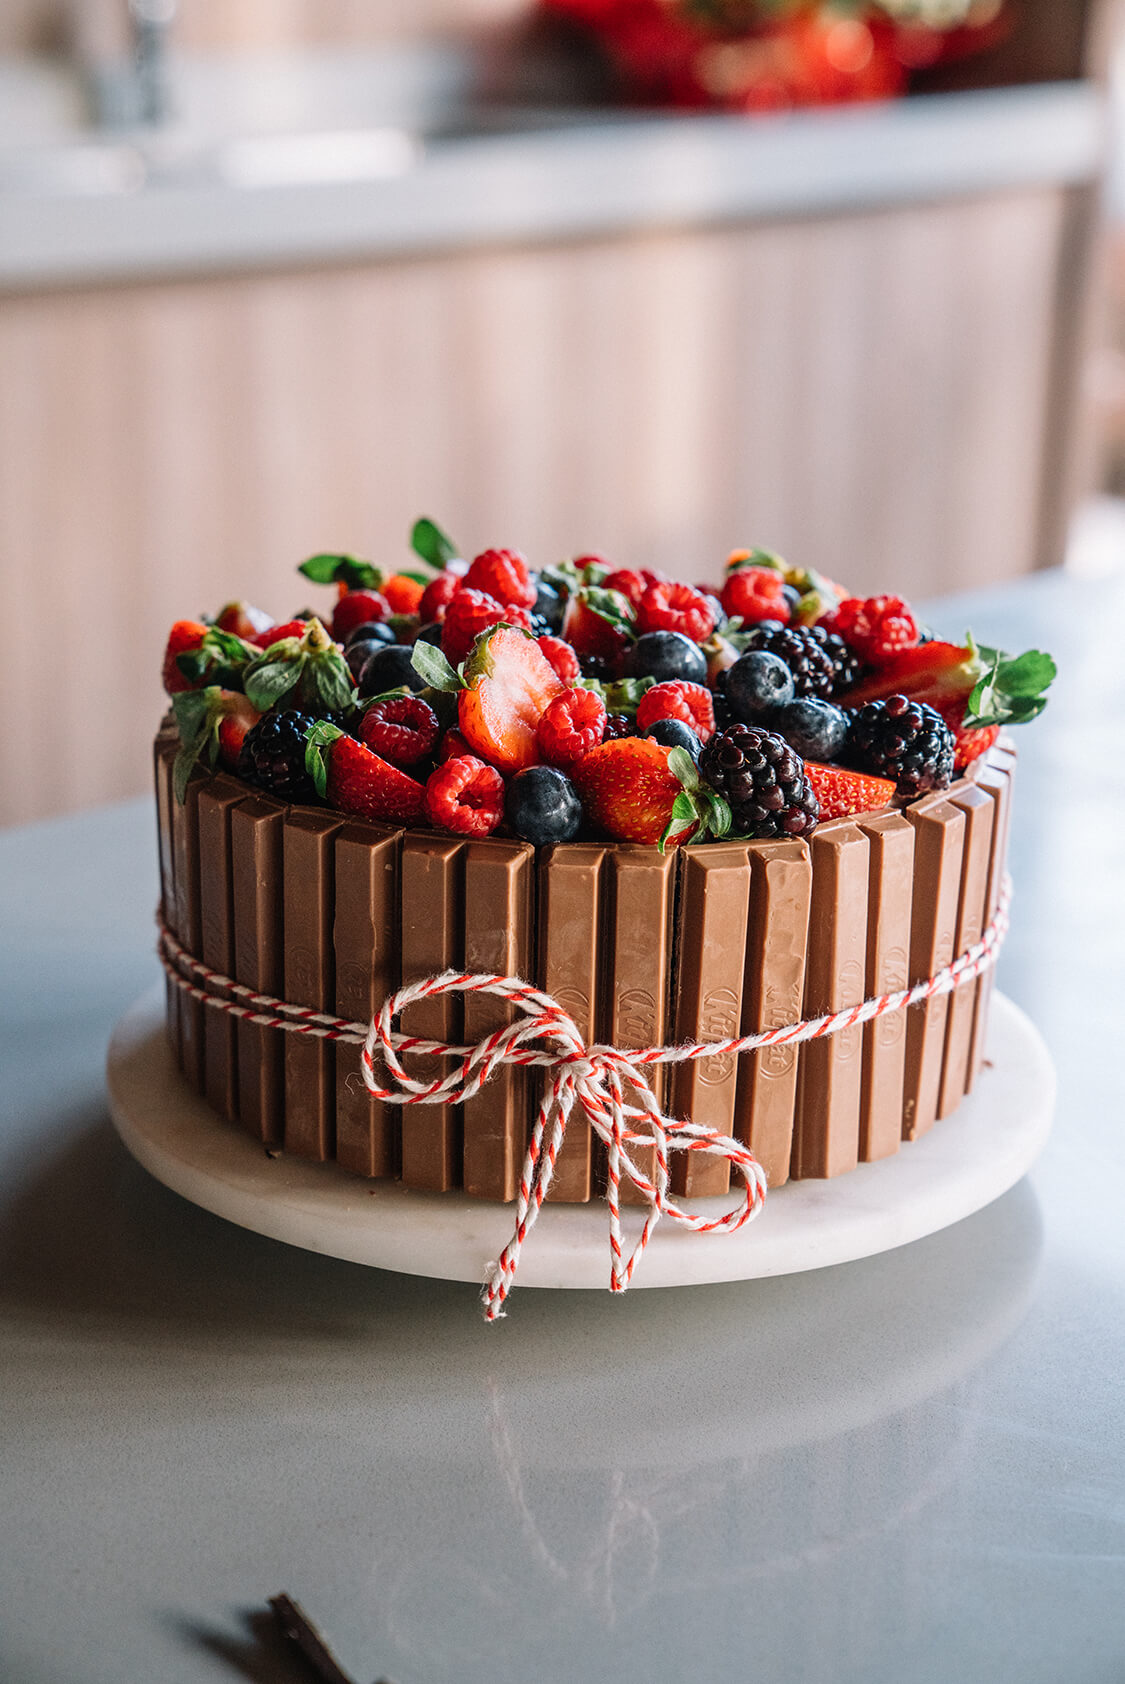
605;845;676;1205
901;796;965;1140
792;819;870;1180
462;837;535;1201
855;811;915;1163
538;843;605;1203
169;769;205;1091
230;794;286;1143
937;782;996;1118
153;737;180;1059
399;834;466;1192
967;746;1016;1089
670;843;752;1199
196;774;247;1122
282;808;345;1161
333;821;401;1179
734;839;812;1188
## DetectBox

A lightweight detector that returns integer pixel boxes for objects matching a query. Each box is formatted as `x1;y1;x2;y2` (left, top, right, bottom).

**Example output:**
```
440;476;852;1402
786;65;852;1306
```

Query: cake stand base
106;987;1054;1291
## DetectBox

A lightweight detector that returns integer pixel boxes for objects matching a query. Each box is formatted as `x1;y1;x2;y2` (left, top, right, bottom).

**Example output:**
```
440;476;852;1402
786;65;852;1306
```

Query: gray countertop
2;566;1123;1683
0;79;1106;291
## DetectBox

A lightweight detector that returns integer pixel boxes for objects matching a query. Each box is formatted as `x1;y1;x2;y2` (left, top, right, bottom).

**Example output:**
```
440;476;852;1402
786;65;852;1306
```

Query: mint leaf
304;720;342;800
410;640;463;692
995;649;1056;696
659;791;701;853
410;518;458;570
244;659;299;712
310;660;357;714
299;553;383;590
667;745;699;790
171;689;212;745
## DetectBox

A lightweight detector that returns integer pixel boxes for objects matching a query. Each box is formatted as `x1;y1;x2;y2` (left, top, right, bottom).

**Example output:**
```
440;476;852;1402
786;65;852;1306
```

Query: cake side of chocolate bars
155;735;1012;1201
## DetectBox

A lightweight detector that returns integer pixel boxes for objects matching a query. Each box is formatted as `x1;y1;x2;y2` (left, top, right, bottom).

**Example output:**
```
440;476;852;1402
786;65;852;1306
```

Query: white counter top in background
0;78;1107;290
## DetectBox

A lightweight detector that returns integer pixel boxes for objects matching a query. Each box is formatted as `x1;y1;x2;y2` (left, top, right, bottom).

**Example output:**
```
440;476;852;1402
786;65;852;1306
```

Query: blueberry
505;765;583;847
344;620;395;650
533;577;565;632
775;698;849;762
726;650;795;721
345;638;386;683
358;643;427;696
414;620;445;647
622;631;707;686
644;717;702;761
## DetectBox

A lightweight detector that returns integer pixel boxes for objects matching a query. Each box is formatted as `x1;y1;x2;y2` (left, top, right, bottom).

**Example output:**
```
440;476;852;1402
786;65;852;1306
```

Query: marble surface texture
1;566;1122;1684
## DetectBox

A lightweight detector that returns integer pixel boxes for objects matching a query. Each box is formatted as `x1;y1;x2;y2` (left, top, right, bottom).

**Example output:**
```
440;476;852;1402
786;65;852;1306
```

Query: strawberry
332;588;391;642
162;621;209;694
636;580;715;643
572;738;724;847
170;687;261;802
839;638;1056;737
457;625;565;775
720;566;791;627
939;708;1000;772
804;762;896;820
635;680;715;741
253;617;307;648
561;586;636;662
442;588;532;667
463;548;537;611
424;756;505;837
419;571;460;624
215;600;275;641
537;687;607;769
217;694;260;770
382;574;425;616
306;723;426;824
826;595;918;665
536;634;581;685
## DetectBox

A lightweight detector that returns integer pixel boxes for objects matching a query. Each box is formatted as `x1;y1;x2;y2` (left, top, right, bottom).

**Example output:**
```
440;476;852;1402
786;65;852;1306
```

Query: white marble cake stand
106;987;1054;1290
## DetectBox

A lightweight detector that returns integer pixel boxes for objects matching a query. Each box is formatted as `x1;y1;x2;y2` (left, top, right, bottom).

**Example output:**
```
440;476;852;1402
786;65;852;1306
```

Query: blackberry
816;627;865;696
743;622;835;699
603;713;634;741
845;694;954;799
238;709;319;802
699;724;818;840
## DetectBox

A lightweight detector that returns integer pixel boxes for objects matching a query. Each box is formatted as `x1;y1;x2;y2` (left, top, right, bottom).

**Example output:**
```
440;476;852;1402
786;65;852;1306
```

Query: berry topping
344;619;396;650
725;650;796;721
441;588;532;667
381;574;425;616
844;695;955;798
828;594;919;665
505;765;584;846
636;580;715;643
599;568;649;608
839;638;1055;731
306;723;427;824
533;576;565;632
331;589;391;643
457;625;566;775
243;616;355;717
603;712;635;740
171;688;262;802
698;725;819;840
643;717;702;761
720;565;792;627
536;634;581;686
741;622;836;699
436;727;473;762
237;708;320;803
357;643;428;697
162;621;210;695
561;586;636;661
634;680;715;742
621;630;708;686
358;694;440;767
419;571;460;624
215;601;274;641
803;762;896;820
573;737;700;846
463;548;537;611
424;755;506;837
941;710;1000;771
774;698;849;762
252;618;308;648
537;687;608;770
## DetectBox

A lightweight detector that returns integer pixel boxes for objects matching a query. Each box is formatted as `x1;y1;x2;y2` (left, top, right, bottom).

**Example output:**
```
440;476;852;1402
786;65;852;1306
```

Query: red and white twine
157;875;1009;1319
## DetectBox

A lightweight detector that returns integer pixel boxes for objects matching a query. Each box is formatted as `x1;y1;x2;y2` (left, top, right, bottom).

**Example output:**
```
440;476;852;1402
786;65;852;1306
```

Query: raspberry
441;588;532;666
424;755;505;837
537;688;608;770
358;695;439;767
332;589;391;642
829;596;919;666
463;548;537;611
635;680;715;741
636;580;715;644
536;635;581;685
419;571;460;624
720;566;791;627
699;725;819;840
600;568;649;608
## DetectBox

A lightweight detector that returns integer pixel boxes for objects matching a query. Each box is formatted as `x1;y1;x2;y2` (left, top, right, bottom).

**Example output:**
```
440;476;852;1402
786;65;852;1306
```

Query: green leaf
659;791;701;853
303;720;342;800
667;745;699;790
298;553;383;590
600;676;654;715
175;648;211;685
244;658;299;712
410;518;459;570
581;560;608;588
398;569;432;587
725;547;785;576
171;688;212;746
995;649;1056;696
410;640;463;693
698;790;732;839
311;659;357;714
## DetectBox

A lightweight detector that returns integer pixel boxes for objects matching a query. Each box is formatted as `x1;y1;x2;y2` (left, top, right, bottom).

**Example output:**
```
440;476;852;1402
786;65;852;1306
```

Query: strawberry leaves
298;553;385;591
658;745;732;851
171;688;231;803
409;640;464;693
410;517;459;571
174;625;257;689
243;617;356;715
964;641;1056;728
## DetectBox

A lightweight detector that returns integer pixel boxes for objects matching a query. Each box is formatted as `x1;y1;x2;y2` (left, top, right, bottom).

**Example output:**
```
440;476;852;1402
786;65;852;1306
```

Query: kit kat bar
196;775;248;1122
733;839;812;1188
399;834;465;1192
538;843;605;1203
855;812;914;1162
462;838;535;1200
937;781;996;1118
170;770;205;1091
901;796;965;1141
792;820;869;1180
230;794;286;1143
333;823;402;1179
604;846;677;1206
283;809;345;1161
670;844;752;1199
153;737;180;1058
967;746;1016;1089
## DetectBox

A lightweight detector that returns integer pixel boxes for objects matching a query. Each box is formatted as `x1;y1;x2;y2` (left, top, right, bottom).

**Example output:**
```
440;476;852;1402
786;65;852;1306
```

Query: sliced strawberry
306;724;426;824
162;620;209;695
839;638;1055;735
938;705;1000;772
217;694;261;770
457;625;565;775
215;600;274;641
804;761;896;820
